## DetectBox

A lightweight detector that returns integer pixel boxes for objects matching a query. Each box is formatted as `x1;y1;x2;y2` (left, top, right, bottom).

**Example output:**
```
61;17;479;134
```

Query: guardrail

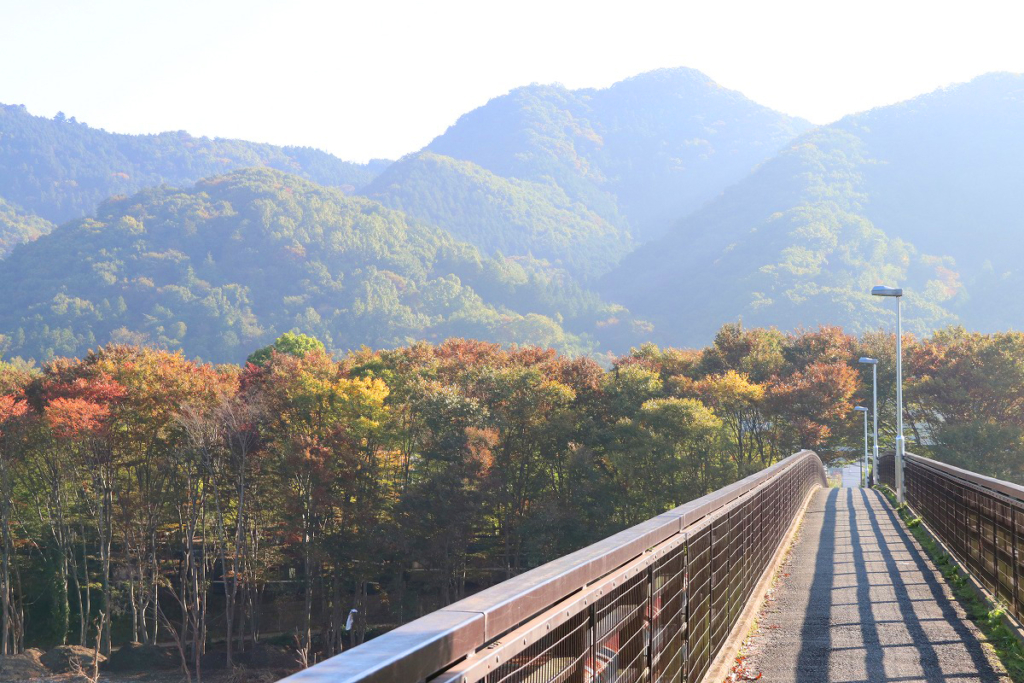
282;450;825;683
878;452;1024;623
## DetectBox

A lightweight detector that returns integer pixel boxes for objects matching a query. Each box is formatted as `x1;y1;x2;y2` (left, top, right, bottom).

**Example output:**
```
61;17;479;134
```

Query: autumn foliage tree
0;322;1017;676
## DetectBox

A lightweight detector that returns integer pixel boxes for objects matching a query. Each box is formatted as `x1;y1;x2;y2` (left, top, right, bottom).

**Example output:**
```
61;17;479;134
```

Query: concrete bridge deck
743;486;1008;682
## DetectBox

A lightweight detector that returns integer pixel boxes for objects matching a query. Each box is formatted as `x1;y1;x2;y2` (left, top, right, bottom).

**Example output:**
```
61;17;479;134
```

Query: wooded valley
1;324;1022;677
2;63;1024;680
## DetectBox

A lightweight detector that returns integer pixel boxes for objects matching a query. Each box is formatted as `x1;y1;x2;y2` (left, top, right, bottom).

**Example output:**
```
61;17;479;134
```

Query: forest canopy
363;152;632;278
0;324;1018;676
0;103;388;225
0;168;645;363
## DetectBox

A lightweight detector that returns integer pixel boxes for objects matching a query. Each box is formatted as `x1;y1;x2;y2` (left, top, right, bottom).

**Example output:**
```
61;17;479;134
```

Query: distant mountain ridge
356;68;811;282
0;68;808;275
603;72;1024;344
0;103;389;225
362;151;632;278
4;68;1023;362
426;68;814;242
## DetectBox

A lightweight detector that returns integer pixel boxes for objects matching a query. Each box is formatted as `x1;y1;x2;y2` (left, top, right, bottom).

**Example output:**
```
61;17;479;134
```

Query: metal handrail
879;451;1024;624
282;450;826;683
904;452;1024;500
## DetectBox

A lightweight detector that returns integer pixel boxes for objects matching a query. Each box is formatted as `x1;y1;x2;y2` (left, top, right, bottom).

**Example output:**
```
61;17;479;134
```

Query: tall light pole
855;406;869;487
872;285;904;503
859;357;879;485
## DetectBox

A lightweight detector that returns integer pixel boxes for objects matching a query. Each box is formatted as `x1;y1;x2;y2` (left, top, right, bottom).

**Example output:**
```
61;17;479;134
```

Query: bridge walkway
742;487;1009;682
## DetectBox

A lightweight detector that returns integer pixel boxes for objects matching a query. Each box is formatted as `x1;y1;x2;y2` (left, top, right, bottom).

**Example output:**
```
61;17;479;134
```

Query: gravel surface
739;487;1009;682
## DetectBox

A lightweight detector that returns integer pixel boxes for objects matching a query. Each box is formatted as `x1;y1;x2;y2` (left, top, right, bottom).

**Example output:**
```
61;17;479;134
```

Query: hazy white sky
2;0;1023;162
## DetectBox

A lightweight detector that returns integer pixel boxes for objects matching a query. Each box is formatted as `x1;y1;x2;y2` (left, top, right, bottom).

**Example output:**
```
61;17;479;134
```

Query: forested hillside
364;68;811;279
604;73;1024;345
3;59;1024;677
0;197;53;257
427;68;813;242
1;325;1020;672
363;152;631;277
0;328;863;667
4;70;1024;361
0;68;818;361
0;103;388;225
0;168;646;362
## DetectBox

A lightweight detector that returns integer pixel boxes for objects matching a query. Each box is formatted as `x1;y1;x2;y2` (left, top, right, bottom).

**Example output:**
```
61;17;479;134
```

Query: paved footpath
742;486;1009;682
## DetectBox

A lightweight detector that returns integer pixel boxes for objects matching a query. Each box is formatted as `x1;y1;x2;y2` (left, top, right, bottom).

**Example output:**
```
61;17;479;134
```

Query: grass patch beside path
876;484;1024;682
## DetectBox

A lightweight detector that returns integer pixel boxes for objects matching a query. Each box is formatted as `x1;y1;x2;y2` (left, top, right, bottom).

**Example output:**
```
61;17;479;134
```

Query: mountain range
605;72;1024;344
0;68;1021;362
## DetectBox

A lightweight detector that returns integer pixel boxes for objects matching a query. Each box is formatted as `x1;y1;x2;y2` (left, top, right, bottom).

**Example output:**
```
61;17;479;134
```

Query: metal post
854;406;869;487
871;363;879;486
895;296;905;504
863;409;869;488
646;564;654;677
588;603;597;682
1013;507;1019;621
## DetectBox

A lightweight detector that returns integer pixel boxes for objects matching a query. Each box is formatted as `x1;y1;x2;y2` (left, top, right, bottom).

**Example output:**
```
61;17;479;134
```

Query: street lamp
871;285;905;503
855;406;869;487
858;357;879;486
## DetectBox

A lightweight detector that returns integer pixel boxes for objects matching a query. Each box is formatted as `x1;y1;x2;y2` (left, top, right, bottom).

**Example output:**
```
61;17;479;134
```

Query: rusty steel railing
878;451;1024;622
282;450;825;683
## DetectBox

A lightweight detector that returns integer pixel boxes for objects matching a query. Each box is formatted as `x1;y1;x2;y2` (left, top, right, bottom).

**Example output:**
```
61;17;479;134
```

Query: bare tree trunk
0;444;15;656
302;536;313;662
99;483;113;655
301;479;315;662
135;568;148;644
89;611;104;683
12;553;25;652
69;541;85;646
222;399;258;666
206;453;235;667
236;585;246;654
329;571;343;656
199;505;208;659
1;502;11;656
129;580;138;643
150;527;159;644
59;553;70;645
177;458;208;683
52;496;72;646
80;525;91;646
248;514;264;647
355;581;368;646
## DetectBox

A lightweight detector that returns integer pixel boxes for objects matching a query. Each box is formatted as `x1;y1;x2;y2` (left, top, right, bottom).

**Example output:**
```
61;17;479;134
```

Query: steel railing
282;451;826;683
878;451;1024;622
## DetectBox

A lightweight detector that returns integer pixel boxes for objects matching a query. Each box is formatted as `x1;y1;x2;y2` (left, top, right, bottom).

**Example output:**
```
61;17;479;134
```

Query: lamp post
859;357;879;485
855;406;869;487
871;285;904;503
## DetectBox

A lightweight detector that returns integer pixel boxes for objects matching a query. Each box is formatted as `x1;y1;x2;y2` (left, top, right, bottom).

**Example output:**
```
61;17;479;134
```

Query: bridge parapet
282;451;826;683
879;452;1024;624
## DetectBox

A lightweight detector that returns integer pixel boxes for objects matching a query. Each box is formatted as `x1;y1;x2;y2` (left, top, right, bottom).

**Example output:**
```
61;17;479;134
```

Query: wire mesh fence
878;452;1024;623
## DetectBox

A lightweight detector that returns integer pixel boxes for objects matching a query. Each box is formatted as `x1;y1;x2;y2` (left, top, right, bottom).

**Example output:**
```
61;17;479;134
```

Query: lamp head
854;406;869;413
871;285;903;297
858;357;878;365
